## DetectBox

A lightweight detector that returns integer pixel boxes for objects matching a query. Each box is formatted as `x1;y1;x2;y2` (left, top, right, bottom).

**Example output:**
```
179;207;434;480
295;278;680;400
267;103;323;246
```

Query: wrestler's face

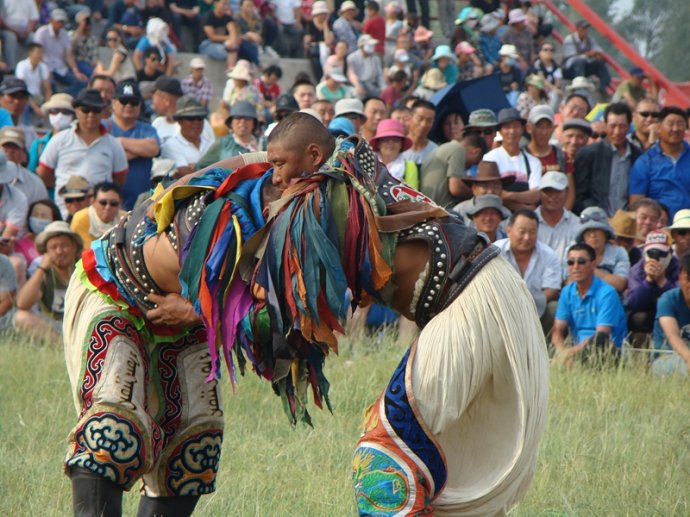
267;140;323;190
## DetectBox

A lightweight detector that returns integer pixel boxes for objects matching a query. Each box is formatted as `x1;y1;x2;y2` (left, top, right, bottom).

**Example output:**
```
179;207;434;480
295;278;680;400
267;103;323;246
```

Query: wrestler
62;113;334;517
239;137;549;516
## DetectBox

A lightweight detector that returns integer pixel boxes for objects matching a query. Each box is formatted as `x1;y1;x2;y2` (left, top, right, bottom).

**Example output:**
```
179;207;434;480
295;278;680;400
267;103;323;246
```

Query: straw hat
421;68;447;91
41;93;74;113
664;209;690;232
461;160;515;187
609;209;638;239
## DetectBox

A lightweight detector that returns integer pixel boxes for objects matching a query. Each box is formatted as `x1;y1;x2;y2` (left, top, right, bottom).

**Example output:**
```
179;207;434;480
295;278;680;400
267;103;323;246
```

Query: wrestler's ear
305;142;325;171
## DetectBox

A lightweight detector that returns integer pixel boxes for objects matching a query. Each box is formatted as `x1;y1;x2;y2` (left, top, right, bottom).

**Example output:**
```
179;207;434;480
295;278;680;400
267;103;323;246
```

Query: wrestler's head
267;112;335;189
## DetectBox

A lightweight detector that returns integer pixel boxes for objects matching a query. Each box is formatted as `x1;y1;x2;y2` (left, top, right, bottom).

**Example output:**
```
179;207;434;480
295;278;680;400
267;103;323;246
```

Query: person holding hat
369;118;418;188
552;242;627;365
197;100;259;169
0;129;48;206
627;230;679;337
333;0;361;54
561;19;611;94
453;159;514;224
34;9;88;96
15;221;82;340
151;76;185;144
466;193;510;242
181;57;214;108
347;34;385;98
161;96;213;178
575;206;630;294
536;171;580;262
484;107;543;210
36;89;128;218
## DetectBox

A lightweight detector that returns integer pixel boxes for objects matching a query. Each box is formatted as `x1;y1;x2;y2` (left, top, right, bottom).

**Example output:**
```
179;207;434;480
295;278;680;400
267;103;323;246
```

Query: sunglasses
567;258;590;266
80;106;103;114
98;199;120;207
673;229;690;236
65;196;87;204
590;132;604;139
636;111;660;119
118;97;141;106
646;248;670;260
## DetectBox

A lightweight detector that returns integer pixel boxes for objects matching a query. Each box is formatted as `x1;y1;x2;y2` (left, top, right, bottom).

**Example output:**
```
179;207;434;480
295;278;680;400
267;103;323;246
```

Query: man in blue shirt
651;252;690;375
109;80;160;209
552;242;627;364
629;106;690;219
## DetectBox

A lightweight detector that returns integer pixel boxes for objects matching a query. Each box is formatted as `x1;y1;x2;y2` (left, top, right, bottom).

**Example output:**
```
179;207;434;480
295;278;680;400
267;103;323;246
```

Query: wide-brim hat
466;109;497;128
455;41;476;55
339;0;357;14
431;45;456;62
174;96;209;119
480;13;501;33
462;160;515;187
311;1;329;16
609;209;638;240
73;88;107;110
414;26;433;42
576;206;615;241
665;209;690;232
59;175;92;199
358;34;378;48
567;76;595;92
498;44;519;59
508;8;527;25
35;221;83;254
421;68;447;90
227;66;252;82
41;93;74;113
466;194;510;219
189;57;206;69
497;107;525;127
326;68;348;83
225;100;258;126
369;119;412;152
334;98;366;119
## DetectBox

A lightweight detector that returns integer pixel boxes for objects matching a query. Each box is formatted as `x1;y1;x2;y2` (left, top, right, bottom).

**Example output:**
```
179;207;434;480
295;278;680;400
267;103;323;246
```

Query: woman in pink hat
369;118;418;188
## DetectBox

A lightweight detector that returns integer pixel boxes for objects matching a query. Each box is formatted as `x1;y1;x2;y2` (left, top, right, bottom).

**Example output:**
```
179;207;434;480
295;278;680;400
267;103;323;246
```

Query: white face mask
49;112;74;131
29;216;51;234
363;44;375;54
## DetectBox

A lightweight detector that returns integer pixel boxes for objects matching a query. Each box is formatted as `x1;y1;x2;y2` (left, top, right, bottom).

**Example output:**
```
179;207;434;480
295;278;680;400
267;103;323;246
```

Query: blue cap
328;117;355;137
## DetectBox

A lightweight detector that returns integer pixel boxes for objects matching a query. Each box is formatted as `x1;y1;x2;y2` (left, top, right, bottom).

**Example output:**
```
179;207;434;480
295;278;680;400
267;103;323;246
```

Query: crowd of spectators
0;0;689;375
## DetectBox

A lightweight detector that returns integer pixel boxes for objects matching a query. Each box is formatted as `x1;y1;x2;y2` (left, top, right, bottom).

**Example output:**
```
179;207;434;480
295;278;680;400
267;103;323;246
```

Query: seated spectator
0;78;37;149
72;10;98;78
496;44;522;106
57;175;93;224
222;63;263;112
88;75;116;118
453;159;514;225
369;118;418;189
15;43;52;125
436;111;465;145
271;0;303;58
612;67;654;109
312;99;334;127
516;75;548;120
478;13;502;72
574;102;640;216
536;171;580;262
0;127;48;205
0;0;38;70
380;70;409;110
235;0;263;65
413;68;447;101
37;89;128;217
495;208;562;324
609;208;641;266
333;98;367;135
431;44;458;84
552;92;590;144
70;182;126;249
552;243;627;365
291;78;317;110
15;199;62;267
109;81;160;210
332;1;361;54
528;42;563;111
561;20;611;94
347;35;385;99
95;29;138;83
387;48;414;83
383;2;404;63
627;230;679;337
665;210;690;259
316;69;353;103
361;97;387;142
108;0;146;48
15;221;81;341
151;76;184;144
463;109;498;151
168;0;202;52
135;48;165;85
501;9;534;70
0;253;16;333
466;194;510;242
401;99;437;169
197;101;259;169
524;105;563;175
199;0;242;69
560;118;591;209
421;133;486;208
34;9;88;97
304;1;333;80
574;206;630;294
631;197;662;249
133;17;176;76
323;41;349;82
629;97;660;151
651;253;690;375
363;1;385;57
161;97;213;178
180;57;213;108
629;106;690;220
484;107;542;211
455;41;483;81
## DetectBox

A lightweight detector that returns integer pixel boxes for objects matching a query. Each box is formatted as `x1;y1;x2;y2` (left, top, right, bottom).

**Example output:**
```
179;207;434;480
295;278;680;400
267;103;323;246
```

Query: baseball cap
0;77;29;96
528;105;554;125
539;171;568;191
0;127;25;148
115;80;142;100
644;230;671;252
153;76;184;97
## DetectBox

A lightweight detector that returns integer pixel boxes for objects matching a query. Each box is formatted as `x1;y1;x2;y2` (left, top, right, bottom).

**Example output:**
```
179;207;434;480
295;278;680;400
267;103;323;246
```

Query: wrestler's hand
146;293;201;327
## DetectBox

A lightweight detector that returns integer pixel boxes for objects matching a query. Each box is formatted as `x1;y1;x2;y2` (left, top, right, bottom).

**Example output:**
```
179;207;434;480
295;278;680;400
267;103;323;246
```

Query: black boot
136;495;200;517
70;467;123;517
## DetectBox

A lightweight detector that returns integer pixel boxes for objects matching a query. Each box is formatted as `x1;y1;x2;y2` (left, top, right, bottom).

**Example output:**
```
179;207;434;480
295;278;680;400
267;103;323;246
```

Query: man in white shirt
161;97;213;178
484;107;542;211
535;171;581;262
14;43;52;123
151;76;184;144
0;0;39;69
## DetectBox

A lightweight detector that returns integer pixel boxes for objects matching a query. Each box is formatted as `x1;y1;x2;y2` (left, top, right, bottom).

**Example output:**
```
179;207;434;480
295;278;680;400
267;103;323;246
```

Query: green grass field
0;331;688;516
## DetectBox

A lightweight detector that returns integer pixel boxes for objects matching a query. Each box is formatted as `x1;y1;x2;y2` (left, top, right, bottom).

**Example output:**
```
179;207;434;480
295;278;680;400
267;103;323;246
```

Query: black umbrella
429;73;511;144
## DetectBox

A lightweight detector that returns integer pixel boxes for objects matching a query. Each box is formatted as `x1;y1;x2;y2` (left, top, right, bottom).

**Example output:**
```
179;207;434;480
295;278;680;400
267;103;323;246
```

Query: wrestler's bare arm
389;240;430;321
